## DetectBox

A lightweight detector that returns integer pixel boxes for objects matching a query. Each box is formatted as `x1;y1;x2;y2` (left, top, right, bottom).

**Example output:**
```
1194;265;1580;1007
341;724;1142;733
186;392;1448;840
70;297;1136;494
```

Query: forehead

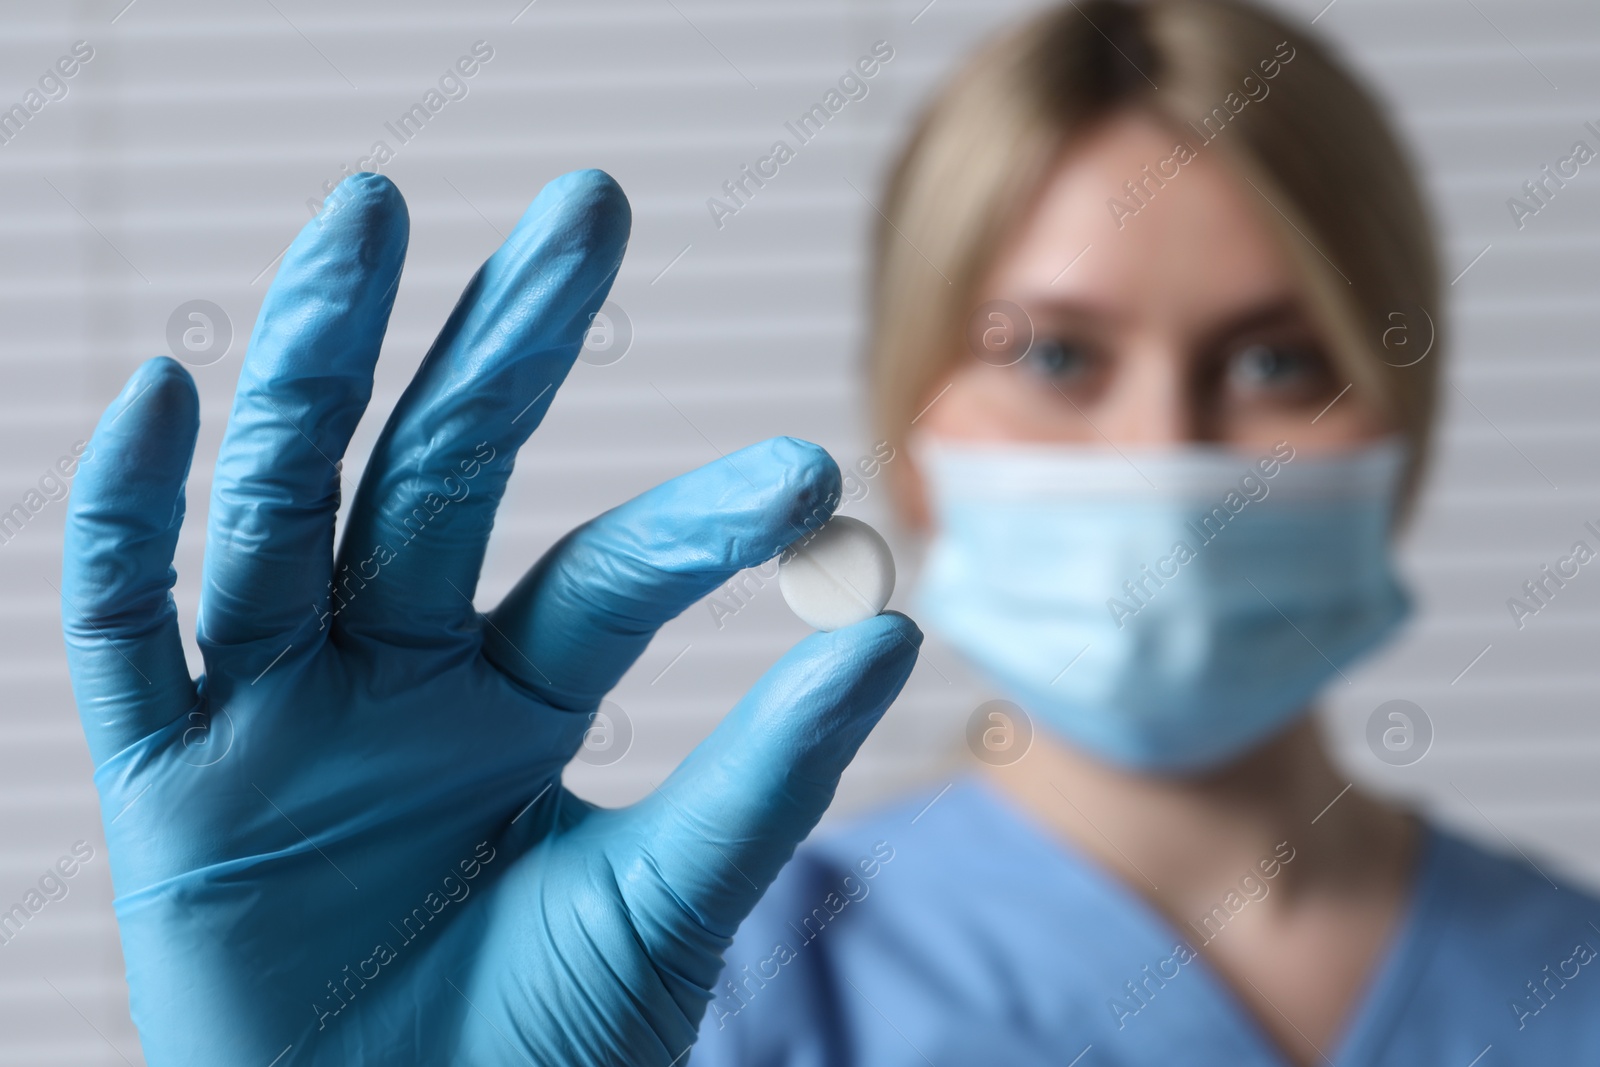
986;110;1302;328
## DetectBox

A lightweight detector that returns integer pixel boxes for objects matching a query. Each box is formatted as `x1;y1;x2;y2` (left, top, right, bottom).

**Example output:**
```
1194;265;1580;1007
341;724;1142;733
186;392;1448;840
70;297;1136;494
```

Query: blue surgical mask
913;434;1412;772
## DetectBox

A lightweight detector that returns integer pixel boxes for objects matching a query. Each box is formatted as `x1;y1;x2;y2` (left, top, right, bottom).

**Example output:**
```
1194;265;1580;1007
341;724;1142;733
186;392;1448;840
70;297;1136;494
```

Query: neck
982;714;1416;924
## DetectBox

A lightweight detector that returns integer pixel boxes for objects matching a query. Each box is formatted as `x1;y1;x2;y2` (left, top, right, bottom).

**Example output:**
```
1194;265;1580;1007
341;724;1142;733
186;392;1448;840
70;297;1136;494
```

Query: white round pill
778;515;896;632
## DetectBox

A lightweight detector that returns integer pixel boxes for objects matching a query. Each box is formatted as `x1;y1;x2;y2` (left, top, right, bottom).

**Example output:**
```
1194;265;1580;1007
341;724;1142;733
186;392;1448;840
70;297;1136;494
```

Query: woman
691;1;1600;1063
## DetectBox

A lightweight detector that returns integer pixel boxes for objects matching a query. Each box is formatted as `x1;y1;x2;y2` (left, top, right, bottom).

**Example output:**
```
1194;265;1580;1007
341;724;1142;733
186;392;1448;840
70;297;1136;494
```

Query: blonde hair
867;0;1440;518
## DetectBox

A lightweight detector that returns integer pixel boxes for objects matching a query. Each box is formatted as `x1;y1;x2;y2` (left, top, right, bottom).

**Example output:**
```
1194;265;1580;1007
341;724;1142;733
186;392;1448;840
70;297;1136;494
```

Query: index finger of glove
482;436;841;711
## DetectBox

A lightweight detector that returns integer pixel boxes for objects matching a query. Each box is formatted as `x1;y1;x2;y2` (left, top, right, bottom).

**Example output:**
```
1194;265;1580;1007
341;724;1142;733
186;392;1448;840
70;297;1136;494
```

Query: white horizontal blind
0;0;1595;1061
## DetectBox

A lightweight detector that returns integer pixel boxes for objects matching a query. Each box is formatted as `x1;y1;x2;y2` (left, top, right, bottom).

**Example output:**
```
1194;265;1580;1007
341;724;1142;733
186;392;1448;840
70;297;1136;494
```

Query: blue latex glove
62;169;921;1065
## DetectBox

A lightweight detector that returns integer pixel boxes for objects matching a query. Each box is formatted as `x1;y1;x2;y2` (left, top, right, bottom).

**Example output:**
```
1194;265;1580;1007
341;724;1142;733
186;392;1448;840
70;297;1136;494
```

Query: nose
1091;335;1198;446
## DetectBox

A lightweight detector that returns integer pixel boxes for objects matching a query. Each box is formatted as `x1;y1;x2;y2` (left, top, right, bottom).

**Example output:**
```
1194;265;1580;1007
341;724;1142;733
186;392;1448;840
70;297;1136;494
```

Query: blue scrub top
691;777;1600;1065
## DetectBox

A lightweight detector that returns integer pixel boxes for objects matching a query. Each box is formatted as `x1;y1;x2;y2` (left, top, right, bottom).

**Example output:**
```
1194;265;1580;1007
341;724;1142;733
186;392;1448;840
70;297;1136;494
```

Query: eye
1225;341;1325;393
1025;337;1094;384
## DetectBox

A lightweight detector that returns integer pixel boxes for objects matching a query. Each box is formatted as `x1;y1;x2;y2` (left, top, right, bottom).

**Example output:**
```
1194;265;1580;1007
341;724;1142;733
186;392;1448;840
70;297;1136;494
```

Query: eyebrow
1012;296;1119;328
1015;295;1309;343
1194;298;1312;351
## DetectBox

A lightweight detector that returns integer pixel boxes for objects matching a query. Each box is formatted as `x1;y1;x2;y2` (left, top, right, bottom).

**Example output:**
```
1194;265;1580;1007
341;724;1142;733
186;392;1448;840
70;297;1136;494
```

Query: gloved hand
62;169;921;1065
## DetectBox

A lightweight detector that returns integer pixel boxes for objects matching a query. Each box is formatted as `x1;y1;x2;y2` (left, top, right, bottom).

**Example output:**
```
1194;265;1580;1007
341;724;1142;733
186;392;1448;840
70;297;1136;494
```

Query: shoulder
1370;820;1600;1057
1420;819;1600;948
